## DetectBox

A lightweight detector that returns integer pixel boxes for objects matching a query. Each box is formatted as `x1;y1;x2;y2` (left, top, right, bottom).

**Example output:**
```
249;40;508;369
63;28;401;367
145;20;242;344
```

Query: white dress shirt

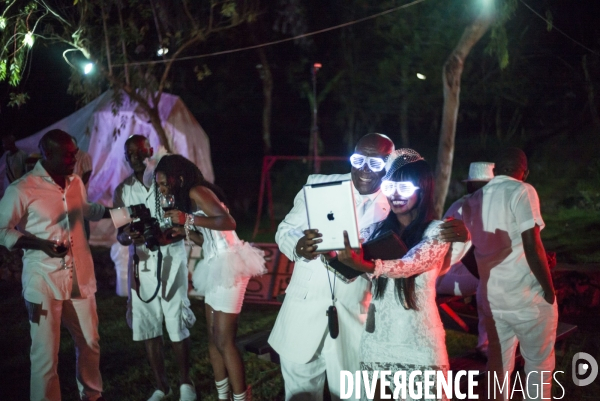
0;161;105;302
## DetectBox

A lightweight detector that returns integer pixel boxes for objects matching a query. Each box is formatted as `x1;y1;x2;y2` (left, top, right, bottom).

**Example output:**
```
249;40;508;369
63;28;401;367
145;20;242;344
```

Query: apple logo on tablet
327;211;334;221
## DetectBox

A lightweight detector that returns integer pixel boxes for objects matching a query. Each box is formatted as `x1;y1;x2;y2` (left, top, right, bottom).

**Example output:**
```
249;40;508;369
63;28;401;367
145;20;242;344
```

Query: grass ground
0;282;478;401
541;208;600;263
2;280;599;400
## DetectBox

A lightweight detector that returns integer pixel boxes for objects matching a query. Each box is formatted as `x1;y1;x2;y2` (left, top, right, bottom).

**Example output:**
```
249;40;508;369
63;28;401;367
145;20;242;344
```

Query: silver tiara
383;148;424;180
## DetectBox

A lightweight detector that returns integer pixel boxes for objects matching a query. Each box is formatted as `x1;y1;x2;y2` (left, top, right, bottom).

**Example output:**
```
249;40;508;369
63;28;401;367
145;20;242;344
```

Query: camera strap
133;247;163;303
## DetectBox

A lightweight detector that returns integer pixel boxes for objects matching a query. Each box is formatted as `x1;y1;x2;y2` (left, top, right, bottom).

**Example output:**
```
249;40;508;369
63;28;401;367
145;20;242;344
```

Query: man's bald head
354;133;395;155
494;147;529;181
351;133;395;195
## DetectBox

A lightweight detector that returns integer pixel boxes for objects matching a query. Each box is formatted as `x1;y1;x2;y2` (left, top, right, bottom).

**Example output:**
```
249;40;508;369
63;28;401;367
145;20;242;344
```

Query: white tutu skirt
192;241;266;297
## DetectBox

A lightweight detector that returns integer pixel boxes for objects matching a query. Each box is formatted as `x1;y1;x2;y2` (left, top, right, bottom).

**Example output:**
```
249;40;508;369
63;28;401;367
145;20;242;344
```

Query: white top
113;175;187;298
460;175;546;313
0;161;105;301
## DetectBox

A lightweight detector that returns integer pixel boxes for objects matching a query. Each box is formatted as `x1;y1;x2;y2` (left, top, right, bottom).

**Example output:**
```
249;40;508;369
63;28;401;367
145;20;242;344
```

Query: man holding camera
0;129;107;401
114;135;196;401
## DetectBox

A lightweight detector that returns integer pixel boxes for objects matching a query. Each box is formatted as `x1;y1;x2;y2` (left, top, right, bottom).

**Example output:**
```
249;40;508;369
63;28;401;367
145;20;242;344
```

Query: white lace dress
359;220;450;401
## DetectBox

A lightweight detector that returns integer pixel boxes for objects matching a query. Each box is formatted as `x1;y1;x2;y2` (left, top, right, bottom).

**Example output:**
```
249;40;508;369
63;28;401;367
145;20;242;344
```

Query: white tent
0;90;214;246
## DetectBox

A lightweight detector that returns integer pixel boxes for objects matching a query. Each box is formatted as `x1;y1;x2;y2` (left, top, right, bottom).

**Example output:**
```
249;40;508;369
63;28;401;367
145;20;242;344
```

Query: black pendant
327;305;339;339
366;303;376;333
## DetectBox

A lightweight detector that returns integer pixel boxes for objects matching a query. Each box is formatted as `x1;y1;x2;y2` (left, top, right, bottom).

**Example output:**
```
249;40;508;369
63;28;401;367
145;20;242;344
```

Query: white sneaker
179;384;197;401
148;388;173;401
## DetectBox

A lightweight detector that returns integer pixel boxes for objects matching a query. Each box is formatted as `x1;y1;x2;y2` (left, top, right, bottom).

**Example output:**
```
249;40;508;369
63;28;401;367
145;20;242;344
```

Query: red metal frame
252;155;347;239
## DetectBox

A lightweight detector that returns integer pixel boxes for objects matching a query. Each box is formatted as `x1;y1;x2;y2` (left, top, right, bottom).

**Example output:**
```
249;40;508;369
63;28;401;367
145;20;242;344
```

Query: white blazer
268;173;390;365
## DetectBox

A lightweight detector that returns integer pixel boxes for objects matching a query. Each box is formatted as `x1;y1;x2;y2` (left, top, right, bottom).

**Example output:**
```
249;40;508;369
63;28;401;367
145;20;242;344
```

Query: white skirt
192;241;266;297
205;278;250;314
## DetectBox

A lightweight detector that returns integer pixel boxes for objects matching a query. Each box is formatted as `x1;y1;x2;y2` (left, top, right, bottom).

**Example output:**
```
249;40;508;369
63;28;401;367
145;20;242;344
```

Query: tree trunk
433;13;494;218
147;106;171;153
257;47;273;155
122;86;172;152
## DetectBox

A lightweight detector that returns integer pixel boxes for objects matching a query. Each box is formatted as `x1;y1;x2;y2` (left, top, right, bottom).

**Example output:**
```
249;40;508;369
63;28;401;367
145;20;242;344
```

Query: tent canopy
1;90;214;245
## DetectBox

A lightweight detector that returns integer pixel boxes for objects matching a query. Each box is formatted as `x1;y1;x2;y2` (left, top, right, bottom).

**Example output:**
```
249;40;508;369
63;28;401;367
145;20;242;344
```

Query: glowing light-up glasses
349;154;387;172
381;180;420;197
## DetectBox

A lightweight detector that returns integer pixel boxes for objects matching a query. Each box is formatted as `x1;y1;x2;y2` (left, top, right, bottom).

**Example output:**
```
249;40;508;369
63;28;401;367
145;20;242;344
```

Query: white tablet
303;179;360;252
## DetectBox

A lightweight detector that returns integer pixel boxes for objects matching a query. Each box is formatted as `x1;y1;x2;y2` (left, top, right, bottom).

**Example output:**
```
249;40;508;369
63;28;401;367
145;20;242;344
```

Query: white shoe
179;384;197;401
148;388;173;401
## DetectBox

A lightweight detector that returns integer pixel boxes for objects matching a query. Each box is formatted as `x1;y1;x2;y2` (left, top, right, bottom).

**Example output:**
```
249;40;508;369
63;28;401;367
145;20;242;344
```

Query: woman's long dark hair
155;154;228;214
371;159;436;310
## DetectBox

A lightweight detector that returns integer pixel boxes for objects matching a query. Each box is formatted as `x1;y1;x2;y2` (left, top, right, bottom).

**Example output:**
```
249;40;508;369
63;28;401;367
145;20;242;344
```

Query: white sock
233;385;251;401
215;377;230;400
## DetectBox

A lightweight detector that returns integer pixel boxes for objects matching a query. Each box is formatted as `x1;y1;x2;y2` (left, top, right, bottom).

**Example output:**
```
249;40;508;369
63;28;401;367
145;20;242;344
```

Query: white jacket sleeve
275;187;308;262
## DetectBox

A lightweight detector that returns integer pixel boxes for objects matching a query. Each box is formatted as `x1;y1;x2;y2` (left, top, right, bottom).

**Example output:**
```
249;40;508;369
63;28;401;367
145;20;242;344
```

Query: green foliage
484;0;517;69
194;64;212;81
0;58;6;80
7;91;29;107
9;62;21;86
220;1;238;19
487;25;510;69
0;0;258;109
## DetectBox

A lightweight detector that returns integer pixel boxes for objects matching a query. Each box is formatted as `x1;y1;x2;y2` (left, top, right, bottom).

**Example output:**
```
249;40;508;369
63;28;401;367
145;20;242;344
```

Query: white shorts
205;277;250;314
130;263;195;342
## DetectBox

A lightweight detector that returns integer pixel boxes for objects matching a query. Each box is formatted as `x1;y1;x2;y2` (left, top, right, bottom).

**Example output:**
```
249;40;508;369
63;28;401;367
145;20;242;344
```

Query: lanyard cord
326;260;337;304
133;247;162;303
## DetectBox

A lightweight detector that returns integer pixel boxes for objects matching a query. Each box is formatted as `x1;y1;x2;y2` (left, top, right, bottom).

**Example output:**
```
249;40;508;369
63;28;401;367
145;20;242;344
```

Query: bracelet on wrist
184;213;195;247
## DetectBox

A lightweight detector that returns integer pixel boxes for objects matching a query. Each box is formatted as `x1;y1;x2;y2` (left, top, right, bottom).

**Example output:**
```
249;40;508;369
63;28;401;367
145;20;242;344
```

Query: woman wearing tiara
154;154;266;401
338;149;452;401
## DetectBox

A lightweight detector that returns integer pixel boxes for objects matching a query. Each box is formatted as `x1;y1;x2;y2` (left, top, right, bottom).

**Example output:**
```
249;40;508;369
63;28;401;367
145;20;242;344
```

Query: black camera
127;204;162;252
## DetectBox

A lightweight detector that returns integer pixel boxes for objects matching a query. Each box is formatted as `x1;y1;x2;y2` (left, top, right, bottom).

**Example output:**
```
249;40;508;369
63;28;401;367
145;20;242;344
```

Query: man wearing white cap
436;161;495;356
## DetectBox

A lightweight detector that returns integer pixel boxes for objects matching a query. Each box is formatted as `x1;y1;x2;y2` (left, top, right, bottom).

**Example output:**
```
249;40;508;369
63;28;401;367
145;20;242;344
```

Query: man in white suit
269;134;470;400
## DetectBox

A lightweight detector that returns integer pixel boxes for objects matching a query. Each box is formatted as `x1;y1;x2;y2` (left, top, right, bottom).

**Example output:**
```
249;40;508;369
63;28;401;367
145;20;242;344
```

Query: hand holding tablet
303;180;361;252
295;229;323;260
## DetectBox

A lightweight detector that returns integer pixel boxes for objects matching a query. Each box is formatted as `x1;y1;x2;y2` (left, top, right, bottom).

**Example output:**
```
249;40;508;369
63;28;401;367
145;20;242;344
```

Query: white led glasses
381;180;420;197
349;153;387;172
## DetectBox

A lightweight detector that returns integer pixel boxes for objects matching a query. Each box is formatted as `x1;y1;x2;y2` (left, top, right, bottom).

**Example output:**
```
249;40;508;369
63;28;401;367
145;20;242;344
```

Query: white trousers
25;294;103;401
280;330;346;401
485;301;558;401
